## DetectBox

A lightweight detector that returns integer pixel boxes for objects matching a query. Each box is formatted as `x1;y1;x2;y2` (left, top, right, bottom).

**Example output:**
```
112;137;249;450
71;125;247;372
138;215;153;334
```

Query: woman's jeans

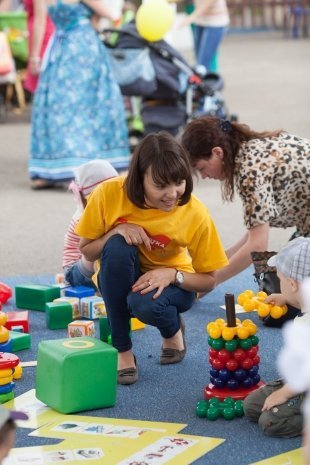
97;235;196;353
193;25;226;71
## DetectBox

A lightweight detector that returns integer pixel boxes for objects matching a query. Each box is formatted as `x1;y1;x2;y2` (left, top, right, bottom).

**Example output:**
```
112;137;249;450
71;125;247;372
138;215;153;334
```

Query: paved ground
1;31;310;277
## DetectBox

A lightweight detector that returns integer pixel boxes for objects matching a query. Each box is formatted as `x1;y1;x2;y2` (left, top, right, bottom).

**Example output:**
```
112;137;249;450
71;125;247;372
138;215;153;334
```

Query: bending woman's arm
80;223;152;262
81;0;115;20
215;223;269;285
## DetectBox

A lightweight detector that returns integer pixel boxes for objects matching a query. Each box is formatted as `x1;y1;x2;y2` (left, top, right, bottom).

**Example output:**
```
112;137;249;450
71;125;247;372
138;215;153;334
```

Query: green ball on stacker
239;338;252;350
225;339;238;352
212;338;225;350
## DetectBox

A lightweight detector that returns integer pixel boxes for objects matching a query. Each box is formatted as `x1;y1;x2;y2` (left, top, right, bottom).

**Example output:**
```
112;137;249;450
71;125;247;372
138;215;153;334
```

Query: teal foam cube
35;337;117;414
9;331;31;351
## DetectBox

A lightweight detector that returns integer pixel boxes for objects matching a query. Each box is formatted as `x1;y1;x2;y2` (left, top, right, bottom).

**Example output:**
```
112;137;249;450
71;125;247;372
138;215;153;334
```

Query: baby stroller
101;23;236;149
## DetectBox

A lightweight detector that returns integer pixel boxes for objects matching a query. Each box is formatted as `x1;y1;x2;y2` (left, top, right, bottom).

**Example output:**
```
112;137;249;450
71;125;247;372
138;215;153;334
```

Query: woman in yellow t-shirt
76;132;228;385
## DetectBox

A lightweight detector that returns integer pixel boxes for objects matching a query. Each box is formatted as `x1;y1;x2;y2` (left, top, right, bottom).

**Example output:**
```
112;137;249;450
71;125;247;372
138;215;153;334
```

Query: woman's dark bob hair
125;132;193;209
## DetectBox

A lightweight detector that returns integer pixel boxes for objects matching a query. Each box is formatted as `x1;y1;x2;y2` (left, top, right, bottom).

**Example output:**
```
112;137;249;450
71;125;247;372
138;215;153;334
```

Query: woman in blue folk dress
29;0;130;189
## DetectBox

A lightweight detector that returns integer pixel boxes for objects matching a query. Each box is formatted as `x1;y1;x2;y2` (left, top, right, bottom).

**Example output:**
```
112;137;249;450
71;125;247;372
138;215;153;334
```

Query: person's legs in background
194;25;226;71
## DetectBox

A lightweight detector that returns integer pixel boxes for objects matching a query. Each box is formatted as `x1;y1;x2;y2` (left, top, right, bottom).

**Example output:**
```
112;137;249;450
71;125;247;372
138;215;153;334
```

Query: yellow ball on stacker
136;0;175;42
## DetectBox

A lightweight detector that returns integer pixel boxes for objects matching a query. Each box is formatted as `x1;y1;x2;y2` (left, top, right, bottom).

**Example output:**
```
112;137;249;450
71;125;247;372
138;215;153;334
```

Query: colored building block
4;311;29;333
13;364;22;380
131;317;146;330
99;316;111;343
54;297;80;319
68;320;95;338
0;391;14;404
15;285;61;311
36;337;117;413
65;286;95;299
0;352;19;402
9;331;31;351
0;339;13;353
80;296;106;319
0;326;9;343
0;382;15;394
46;302;73;330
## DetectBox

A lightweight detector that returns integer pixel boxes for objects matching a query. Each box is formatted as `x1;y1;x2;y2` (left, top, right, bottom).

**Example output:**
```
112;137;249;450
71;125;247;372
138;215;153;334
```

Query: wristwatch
175;270;185;286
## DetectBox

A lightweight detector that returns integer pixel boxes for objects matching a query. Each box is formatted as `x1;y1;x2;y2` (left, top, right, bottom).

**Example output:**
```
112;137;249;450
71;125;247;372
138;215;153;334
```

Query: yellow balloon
136;0;175;42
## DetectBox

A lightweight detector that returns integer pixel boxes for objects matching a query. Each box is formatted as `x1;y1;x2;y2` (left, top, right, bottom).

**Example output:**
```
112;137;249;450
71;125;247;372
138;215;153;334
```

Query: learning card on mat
250;447;304;465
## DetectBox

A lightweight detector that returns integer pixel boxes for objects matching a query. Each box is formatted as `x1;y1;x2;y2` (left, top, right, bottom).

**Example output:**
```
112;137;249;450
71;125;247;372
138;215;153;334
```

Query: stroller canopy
104;22;189;99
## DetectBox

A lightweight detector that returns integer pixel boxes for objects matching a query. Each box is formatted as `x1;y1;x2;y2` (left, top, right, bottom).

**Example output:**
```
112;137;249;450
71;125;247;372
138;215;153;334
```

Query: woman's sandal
160;315;186;365
117;355;138;385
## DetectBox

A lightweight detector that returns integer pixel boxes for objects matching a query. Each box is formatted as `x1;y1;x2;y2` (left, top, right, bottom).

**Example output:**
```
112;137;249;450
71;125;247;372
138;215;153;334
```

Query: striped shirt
63;210;82;269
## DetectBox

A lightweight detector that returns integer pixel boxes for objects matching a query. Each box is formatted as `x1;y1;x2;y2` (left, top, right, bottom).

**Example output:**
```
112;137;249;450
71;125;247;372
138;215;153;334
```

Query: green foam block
45;302;73;329
36;336;117;414
15;284;61;311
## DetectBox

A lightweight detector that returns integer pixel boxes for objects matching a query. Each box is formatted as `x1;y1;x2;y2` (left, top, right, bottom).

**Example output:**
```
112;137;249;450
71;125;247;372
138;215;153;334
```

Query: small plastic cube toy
68;320;95;338
80;296;106;319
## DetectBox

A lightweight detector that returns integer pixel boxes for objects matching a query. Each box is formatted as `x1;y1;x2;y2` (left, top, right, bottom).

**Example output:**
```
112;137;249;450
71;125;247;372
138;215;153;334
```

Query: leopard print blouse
234;132;310;235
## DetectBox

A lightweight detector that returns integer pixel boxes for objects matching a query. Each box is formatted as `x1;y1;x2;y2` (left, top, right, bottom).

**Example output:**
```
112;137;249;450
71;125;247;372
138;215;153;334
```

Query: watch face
176;271;184;284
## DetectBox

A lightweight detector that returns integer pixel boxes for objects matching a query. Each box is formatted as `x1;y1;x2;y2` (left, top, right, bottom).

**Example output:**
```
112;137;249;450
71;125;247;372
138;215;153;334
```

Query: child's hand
265;293;287;307
262;385;294;411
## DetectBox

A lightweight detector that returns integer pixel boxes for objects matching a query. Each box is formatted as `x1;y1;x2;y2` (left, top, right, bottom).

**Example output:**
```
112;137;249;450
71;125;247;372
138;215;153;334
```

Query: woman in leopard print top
181;116;310;285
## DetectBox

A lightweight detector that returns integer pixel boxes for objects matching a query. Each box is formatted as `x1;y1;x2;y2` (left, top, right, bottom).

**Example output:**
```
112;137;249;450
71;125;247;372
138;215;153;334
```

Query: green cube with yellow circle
35;337;117;413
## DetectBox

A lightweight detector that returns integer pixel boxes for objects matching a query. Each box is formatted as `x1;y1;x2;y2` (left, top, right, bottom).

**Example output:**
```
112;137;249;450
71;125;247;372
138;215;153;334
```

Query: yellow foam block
131;317;146;330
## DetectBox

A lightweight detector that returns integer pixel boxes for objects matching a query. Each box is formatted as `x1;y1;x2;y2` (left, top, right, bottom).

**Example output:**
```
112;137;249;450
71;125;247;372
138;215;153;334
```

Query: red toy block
0;283;12;304
4;311;29;333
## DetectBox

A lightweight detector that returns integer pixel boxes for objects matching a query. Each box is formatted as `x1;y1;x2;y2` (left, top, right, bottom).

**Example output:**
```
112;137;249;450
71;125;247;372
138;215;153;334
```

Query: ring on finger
147;280;152;286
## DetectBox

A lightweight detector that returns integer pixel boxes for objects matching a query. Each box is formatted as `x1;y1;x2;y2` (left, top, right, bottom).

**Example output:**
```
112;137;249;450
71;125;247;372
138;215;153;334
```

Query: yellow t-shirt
75;177;228;274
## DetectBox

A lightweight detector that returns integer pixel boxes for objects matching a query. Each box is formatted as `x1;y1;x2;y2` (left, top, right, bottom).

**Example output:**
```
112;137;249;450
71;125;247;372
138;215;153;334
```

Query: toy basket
0;12;28;64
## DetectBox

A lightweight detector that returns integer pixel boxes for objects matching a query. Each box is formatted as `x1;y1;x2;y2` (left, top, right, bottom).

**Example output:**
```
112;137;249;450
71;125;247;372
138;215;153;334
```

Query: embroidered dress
29;0;130;181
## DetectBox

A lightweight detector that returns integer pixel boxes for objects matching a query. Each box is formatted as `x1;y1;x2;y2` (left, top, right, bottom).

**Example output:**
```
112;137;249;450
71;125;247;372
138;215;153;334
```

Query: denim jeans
97;235;196;353
193;25;227;71
64;260;97;289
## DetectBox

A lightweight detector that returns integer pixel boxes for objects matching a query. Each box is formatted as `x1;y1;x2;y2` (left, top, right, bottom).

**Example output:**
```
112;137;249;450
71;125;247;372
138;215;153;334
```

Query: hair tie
219;119;232;133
